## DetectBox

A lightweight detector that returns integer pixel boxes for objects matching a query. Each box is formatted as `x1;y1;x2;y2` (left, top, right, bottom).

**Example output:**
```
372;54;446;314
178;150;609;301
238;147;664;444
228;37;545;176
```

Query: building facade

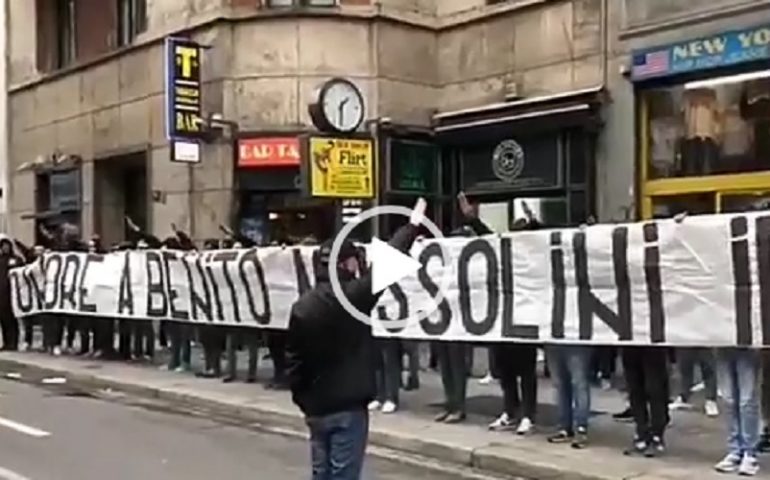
9;0;766;246
620;0;770;220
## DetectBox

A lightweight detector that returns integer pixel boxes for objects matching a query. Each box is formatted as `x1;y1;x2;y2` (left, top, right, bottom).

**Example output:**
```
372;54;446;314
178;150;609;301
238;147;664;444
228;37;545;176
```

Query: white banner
10;212;770;346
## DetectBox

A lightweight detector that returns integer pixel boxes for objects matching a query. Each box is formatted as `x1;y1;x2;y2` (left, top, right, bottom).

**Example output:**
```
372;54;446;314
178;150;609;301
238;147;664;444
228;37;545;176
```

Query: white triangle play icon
370;237;422;294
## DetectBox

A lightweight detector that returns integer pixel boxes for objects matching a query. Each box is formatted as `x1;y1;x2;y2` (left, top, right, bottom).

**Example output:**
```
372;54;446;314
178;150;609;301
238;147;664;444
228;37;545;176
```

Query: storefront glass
644;72;770;180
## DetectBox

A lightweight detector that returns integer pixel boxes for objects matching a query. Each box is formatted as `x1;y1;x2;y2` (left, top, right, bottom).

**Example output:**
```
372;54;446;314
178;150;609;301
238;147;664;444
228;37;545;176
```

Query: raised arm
458;192;493;235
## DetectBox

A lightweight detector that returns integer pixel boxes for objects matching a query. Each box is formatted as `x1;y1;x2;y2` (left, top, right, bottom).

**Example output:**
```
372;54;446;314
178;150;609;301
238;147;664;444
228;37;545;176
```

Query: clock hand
338;98;349;126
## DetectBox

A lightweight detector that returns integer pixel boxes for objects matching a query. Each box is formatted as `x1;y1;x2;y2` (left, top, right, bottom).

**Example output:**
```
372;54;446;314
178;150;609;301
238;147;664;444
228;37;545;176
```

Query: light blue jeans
547;345;592;433
717;349;760;457
306;409;369;480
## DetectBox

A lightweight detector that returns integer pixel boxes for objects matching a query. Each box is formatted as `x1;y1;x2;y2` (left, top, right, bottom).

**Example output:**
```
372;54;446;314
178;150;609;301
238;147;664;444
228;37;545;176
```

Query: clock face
321;80;364;133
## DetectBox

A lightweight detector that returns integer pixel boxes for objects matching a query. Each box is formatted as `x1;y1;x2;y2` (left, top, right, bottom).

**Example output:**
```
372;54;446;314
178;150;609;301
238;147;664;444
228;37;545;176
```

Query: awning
432;86;605;144
20;208;80;221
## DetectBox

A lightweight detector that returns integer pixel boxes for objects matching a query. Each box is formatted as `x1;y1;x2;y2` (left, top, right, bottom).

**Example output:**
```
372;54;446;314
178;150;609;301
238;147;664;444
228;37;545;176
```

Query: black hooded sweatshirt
286;223;419;417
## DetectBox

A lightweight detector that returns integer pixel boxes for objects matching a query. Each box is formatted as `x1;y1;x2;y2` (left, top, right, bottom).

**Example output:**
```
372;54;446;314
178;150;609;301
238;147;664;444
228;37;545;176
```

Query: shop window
388;140;438;195
49;169;80;210
643;71;770;180
117;0;147;47
36;0;122;71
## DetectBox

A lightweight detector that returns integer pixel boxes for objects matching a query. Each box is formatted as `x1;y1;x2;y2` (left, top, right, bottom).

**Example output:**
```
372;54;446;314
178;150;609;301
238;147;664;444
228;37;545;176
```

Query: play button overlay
328;205;451;329
370;237;422;294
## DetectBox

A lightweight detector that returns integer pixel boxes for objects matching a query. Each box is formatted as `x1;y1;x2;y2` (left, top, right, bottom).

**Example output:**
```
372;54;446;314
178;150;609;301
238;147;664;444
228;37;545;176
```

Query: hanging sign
165;37;203;140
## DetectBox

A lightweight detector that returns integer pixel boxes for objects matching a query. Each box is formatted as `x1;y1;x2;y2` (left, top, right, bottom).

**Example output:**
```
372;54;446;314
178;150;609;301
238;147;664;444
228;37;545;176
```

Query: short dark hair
318;238;358;265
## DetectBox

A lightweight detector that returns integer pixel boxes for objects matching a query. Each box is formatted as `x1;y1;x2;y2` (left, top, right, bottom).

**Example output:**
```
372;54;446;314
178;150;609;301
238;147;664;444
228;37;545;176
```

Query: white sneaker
479;373;495;385
488;412;515;431
715;453;742;473
368;401;382;412
516;417;533;435
600;379;612;391
381;401;397;414
738;454;760;476
52;347;62;356
19;343;29;353
691;381;706;393
669;396;692;411
705;400;720;417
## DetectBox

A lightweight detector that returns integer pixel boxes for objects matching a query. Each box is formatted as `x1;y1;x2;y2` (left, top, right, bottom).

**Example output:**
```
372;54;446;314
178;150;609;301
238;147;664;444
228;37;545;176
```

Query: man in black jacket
286;198;425;480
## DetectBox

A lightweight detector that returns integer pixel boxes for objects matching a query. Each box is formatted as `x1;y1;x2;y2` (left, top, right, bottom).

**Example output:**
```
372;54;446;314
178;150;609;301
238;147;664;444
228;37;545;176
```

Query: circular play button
328;205;451;330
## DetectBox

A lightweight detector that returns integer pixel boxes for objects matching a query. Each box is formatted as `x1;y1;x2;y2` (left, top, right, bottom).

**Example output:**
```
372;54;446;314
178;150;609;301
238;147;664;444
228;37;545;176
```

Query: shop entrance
94;152;147;246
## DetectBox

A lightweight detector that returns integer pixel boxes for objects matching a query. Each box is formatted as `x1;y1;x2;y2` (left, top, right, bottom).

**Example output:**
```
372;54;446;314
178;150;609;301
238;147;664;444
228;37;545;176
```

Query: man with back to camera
286;198;427;480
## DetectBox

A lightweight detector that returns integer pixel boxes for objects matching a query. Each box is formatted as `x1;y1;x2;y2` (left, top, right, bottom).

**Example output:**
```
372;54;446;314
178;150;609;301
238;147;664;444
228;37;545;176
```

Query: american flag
632;50;670;78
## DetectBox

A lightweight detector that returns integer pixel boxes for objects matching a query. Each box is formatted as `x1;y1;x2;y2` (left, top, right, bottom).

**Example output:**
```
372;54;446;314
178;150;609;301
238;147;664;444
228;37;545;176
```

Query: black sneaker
645;436;665;457
547;430;573;444
613;407;634;423
624;437;648;456
758;429;770;453
571;428;588;449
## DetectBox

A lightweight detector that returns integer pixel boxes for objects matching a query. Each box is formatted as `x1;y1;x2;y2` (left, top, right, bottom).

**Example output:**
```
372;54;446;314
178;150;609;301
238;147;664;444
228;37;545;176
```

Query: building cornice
9;0;556;94
619;0;770;40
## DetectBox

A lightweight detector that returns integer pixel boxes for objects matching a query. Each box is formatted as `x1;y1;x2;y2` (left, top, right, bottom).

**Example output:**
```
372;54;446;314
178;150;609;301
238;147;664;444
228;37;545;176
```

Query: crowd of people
0;219;291;389
0;196;768;479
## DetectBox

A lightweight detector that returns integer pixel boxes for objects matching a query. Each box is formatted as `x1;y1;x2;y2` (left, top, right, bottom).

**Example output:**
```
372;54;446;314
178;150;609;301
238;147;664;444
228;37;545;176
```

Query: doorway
94;152;148;247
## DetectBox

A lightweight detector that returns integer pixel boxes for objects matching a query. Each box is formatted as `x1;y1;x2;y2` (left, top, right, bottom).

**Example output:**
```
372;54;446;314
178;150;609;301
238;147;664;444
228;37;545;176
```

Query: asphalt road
0;379;482;480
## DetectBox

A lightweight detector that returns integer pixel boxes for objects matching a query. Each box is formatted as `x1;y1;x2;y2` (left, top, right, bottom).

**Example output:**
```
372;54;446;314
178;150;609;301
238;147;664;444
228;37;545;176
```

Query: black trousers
168;322;192;370
592;346;616;381
374;339;401;404
0;309;18;350
225;328;260;381
118;320;132;359
94;318;115;354
622;347;670;441
201;325;224;375
132;321;154;358
493;344;538;420
22;315;36;347
436;342;470;414
43;314;63;350
267;331;287;383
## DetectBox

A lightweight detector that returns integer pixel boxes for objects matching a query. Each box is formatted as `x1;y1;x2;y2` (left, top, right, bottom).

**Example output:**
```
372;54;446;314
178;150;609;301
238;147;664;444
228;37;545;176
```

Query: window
56;0;76;68
118;0;147;47
643;70;770;180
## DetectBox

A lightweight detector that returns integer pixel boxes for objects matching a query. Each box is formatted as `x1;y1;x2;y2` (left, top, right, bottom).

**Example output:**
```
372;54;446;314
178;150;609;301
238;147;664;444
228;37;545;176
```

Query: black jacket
286;224;419;417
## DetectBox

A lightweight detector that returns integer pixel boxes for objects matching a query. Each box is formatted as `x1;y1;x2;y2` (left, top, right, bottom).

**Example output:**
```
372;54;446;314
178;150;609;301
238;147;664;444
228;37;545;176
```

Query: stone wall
6;0;613;242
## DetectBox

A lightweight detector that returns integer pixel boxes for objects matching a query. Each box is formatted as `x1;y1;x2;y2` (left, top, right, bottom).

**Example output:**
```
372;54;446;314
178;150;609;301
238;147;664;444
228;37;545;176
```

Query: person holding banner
457;192;538;434
714;348;761;475
286;198;425;480
220;228;261;384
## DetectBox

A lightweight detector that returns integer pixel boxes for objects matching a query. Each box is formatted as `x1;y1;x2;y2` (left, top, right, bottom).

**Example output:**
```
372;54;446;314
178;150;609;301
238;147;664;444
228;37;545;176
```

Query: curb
0;357;617;480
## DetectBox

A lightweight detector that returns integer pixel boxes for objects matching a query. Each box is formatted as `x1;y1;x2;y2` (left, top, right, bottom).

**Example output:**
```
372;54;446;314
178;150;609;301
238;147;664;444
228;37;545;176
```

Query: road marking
0;466;32;480
0;417;50;438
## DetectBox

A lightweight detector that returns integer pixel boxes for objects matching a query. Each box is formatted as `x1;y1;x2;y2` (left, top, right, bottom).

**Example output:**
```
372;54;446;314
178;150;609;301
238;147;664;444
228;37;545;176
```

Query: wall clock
308;78;366;133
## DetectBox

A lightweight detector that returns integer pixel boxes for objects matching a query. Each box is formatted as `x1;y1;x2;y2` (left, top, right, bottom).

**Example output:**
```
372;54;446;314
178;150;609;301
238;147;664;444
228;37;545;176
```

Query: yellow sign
309;137;375;198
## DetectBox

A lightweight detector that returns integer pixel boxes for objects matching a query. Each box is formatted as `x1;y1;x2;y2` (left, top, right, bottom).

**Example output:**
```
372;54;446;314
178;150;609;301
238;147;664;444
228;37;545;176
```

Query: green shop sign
389;140;437;194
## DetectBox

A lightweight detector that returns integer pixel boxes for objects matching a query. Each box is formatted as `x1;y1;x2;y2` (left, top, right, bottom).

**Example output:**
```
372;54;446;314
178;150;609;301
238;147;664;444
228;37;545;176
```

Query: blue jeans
547;346;591;433
306;409;369;480
717;349;760;457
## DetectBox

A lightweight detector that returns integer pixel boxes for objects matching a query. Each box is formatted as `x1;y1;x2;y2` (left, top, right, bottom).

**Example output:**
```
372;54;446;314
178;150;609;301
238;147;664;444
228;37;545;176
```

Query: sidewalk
0;350;739;480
